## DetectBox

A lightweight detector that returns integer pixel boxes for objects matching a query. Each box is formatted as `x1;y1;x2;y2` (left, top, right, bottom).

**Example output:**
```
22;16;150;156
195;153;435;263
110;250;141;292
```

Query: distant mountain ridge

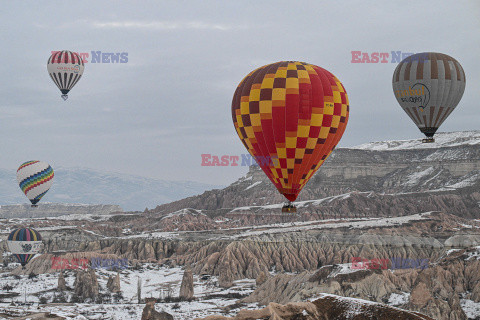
0;167;222;211
0;203;123;219
351;130;480;150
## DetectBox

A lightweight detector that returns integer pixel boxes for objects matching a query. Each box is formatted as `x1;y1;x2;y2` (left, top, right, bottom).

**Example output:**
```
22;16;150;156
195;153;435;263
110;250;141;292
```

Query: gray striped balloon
47;50;85;100
392;52;465;138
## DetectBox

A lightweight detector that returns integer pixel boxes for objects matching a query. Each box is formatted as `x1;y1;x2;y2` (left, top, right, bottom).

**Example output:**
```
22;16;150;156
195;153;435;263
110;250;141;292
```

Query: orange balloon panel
232;61;349;202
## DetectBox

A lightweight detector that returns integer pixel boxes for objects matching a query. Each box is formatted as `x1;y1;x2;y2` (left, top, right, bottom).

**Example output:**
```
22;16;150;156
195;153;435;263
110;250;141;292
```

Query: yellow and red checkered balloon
232;61;349;202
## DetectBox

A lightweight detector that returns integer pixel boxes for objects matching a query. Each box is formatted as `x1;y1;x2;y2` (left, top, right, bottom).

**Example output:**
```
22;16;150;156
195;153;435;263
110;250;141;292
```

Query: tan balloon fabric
392;52;465;137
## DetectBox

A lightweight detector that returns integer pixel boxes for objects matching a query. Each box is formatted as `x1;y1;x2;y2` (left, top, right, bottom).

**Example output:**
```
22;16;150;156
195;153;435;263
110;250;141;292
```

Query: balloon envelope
7;228;42;267
17;160;54;205
232;61;349;202
392;52;466;138
47;50;85;100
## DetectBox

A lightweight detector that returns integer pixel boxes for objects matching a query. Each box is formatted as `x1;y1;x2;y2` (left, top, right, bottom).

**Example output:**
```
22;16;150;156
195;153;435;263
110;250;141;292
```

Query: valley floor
0;264;259;319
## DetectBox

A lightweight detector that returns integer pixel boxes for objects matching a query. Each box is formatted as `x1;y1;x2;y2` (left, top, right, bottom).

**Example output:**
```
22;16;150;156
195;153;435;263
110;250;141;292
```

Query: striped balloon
7;228;42;267
16;161;54;206
392;52;466;139
47;50;85;100
232;61;349;202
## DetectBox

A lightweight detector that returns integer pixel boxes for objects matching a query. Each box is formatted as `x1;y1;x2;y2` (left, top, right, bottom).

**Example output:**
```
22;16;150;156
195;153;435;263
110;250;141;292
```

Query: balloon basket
31;204;38;208
282;203;297;213
422;138;435;143
61;94;68;101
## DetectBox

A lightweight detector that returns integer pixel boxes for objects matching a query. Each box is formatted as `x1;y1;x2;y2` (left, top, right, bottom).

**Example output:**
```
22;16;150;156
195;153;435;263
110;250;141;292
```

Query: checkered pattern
232;61;349;201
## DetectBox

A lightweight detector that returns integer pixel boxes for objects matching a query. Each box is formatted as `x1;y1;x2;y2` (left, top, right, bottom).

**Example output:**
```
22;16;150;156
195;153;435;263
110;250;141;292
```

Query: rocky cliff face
17;212;476;278
195;294;434;320
241;246;480;320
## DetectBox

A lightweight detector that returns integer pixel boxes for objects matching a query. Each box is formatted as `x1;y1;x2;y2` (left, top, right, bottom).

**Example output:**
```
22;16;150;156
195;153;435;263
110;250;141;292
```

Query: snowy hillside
350;130;480;151
0;167;222;211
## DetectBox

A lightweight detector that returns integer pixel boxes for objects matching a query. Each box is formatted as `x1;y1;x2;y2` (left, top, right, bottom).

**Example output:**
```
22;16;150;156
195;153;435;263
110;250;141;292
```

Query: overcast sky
0;1;478;186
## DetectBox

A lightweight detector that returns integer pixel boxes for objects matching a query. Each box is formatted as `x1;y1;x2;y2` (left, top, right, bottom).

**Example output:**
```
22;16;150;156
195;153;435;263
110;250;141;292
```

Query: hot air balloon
7;228;43;268
17;161;54;207
232;61;349;212
392;52;466;142
47;50;85;100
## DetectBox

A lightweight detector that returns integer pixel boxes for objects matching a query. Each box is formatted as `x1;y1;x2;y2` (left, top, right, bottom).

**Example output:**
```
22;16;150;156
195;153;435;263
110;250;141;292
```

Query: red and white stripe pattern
47;50;85;99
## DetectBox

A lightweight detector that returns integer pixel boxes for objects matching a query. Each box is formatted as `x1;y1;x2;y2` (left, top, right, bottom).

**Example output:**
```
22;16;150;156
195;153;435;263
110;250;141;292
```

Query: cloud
92;20;245;31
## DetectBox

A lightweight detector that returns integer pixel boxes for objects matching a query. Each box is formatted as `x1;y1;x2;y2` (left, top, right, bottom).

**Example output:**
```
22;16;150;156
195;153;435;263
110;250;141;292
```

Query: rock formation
141;300;174;320
218;268;234;288
256;271;268;286
73;269;99;301
57;271;66;291
194;295;434;320
107;272;121;293
179;266;194;300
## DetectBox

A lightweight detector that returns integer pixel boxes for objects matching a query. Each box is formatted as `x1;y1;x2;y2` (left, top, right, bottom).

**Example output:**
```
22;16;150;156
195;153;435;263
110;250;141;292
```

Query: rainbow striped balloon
7;228;43;267
16;160;54;206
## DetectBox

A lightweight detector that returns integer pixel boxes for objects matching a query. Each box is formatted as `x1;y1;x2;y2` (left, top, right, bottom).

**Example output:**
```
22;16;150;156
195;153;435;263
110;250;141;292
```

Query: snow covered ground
104;212;434;243
230;212;432;239
0;264;258;319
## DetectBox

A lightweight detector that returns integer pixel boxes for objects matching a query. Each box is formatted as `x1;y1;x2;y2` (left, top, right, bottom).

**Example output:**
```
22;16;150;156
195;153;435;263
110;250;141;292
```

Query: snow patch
445;173;480;189
351;131;480;151
244;181;262;191
232;212;432;239
461;299;480;319
403;167;435;186
388;292;410;306
161;208;205;220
